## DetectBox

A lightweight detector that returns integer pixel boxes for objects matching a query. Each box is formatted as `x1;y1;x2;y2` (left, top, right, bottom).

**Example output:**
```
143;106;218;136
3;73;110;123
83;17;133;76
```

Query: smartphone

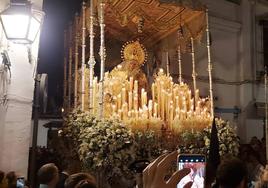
177;154;206;188
16;177;25;188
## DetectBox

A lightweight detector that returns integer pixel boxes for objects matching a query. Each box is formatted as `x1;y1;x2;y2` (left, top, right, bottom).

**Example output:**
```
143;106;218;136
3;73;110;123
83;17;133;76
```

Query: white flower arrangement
178;118;240;157
62;109;239;180
63;109;136;178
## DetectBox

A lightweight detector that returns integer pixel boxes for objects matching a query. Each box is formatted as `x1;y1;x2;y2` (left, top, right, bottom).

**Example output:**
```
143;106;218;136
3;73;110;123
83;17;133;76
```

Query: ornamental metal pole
63;30;67;110
88;0;96;114
265;67;268;161
81;2;86;111
178;45;182;84
98;1;106;118
68;23;73;110
191;37;197;109
206;9;214;118
74;13;79;108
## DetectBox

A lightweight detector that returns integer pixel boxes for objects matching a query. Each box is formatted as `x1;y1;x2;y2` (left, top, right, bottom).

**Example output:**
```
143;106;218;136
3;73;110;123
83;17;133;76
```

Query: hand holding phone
143;151;192;188
177;154;206;188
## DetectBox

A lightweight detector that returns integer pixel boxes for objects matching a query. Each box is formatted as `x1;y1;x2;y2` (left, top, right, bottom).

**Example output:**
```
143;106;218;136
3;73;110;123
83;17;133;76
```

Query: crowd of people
0;171;29;188
1;136;268;188
0;155;262;188
239;136;267;187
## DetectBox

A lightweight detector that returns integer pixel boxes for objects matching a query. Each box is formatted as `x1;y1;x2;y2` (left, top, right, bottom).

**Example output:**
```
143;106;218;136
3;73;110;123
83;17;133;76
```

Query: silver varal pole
63;30;67;110
191;37;197;108
98;1;106;118
68;23;73;110
88;0;96;114
206;9;214;118
178;45;182;84
74;13;79;108
81;2;86;111
166;51;169;76
265;67;268;161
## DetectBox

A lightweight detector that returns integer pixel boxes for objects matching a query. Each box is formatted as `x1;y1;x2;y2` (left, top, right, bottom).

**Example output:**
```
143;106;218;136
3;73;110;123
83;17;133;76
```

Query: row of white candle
86;69;211;131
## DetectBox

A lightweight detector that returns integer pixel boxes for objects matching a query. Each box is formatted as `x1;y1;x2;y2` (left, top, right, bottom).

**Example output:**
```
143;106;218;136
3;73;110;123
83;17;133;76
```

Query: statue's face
123;41;146;65
128;60;140;70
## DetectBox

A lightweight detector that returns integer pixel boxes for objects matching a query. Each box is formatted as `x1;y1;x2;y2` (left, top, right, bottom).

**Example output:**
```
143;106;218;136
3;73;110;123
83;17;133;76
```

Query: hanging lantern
0;0;44;44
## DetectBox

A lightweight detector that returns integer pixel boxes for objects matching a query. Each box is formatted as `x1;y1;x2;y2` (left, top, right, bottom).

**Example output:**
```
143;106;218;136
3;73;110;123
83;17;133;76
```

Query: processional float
63;0;214;134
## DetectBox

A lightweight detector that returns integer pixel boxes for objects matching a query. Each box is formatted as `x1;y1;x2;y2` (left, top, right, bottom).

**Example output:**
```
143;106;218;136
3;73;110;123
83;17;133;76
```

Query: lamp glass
28;16;40;42
1;14;30;39
0;1;43;44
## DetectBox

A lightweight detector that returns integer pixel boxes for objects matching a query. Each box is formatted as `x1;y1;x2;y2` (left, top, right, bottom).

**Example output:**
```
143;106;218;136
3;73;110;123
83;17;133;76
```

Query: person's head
0;170;4;183
37;163;59;187
64;173;97;188
61;161;80;175
216;157;247;188
6;171;17;188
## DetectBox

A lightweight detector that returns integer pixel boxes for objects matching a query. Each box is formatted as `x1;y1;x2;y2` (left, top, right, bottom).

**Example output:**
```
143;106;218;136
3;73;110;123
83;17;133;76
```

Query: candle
157;81;161;115
183;97;187;111
141;88;145;106
152;83;155;102
154;102;158;117
122;87;126;104
135;110;139;119
170;105;174;129
118;109;122;120
113;96;117;111
167;93;172;114
175;107;180;117
123;103;128;120
161;89;165;119
134;80;138;94
129;77;133;93
175;96;179;108
144;106;148;119
134;95;138;111
128;92;133;110
148;100;153;119
112;105;116;116
118;94;122;110
144;91;147;106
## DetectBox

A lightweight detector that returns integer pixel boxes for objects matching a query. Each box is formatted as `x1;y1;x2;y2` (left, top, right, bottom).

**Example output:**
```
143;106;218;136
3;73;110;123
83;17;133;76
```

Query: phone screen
16;177;25;188
177;154;206;188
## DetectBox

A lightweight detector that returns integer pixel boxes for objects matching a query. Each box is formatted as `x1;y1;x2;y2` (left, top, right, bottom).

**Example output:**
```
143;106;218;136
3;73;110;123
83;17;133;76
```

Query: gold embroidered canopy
85;0;206;47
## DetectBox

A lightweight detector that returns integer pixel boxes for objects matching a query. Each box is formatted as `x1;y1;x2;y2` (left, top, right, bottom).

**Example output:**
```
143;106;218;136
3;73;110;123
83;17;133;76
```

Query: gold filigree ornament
121;40;148;65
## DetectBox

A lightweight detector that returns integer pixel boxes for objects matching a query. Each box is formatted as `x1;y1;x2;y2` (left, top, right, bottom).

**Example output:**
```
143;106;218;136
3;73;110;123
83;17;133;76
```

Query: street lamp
0;0;44;44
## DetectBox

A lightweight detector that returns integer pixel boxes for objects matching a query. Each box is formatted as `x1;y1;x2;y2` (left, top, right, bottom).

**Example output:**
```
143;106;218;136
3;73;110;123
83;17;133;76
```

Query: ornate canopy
85;0;206;47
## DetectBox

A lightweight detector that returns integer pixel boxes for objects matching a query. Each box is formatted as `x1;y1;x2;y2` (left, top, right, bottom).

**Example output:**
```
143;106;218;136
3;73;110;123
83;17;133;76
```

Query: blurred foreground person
37;163;59;188
0;171;7;188
6;172;17;188
64;173;97;188
215;157;247;188
143;151;192;188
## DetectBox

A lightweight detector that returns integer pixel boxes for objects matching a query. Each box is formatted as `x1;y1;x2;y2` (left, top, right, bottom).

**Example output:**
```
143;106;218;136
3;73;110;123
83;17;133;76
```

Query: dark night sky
38;0;83;111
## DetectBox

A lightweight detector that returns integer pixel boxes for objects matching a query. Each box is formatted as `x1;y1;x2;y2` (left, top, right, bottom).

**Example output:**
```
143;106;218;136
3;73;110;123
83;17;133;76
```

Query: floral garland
62;109;136;178
62;110;240;179
178;118;240;157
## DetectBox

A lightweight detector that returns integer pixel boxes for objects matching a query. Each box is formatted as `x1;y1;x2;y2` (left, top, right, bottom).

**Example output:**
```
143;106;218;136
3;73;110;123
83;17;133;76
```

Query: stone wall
0;0;43;177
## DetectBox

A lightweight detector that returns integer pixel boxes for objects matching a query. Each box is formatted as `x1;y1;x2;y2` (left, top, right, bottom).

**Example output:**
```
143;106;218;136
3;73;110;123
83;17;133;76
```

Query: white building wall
0;0;43;177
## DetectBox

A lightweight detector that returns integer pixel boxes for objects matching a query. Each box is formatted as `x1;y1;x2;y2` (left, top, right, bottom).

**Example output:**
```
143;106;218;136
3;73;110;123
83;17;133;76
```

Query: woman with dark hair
64;173;96;188
5;172;16;188
0;171;7;188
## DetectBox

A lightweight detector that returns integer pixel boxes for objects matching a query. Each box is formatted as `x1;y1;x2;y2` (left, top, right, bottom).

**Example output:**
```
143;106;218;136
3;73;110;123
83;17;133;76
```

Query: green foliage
62;109;136;177
62;110;240;179
178;118;240;157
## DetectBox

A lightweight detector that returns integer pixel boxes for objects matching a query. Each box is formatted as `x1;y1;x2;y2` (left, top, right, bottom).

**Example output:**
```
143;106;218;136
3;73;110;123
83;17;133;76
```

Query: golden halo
121;40;147;65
